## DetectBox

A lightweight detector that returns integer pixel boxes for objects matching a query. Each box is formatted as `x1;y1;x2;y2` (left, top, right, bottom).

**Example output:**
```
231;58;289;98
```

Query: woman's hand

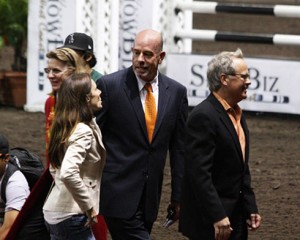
84;207;98;227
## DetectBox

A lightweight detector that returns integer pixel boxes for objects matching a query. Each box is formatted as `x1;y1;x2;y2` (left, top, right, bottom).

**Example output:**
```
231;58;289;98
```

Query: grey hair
207;48;244;92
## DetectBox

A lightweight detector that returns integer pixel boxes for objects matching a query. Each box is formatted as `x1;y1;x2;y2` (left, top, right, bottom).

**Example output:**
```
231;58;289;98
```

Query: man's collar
136;71;159;92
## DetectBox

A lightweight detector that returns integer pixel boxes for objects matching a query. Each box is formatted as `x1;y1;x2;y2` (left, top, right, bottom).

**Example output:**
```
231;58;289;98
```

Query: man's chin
135;69;147;76
137;73;149;81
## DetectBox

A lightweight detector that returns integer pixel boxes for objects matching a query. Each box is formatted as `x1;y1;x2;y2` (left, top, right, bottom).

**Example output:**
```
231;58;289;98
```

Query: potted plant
0;0;28;71
0;0;28;107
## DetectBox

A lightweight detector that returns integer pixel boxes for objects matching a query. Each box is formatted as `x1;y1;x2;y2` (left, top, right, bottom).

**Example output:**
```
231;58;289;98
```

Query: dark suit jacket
179;93;258;239
96;67;188;223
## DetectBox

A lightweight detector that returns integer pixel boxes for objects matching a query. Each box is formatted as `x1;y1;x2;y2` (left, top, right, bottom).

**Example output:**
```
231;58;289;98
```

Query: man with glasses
179;49;261;240
0;134;29;239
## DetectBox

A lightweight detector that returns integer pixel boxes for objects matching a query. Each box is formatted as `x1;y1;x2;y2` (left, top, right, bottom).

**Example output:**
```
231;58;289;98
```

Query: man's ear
86;96;91;103
158;51;166;64
220;74;228;86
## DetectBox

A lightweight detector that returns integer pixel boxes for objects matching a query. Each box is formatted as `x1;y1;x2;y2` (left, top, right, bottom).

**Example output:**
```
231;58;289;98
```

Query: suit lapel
123;68;149;140
209;94;244;162
240;115;249;162
220;113;243;160
152;74;169;142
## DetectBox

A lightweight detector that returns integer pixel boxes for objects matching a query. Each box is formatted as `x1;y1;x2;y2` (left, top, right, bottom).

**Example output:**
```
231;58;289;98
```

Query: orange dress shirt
213;92;246;161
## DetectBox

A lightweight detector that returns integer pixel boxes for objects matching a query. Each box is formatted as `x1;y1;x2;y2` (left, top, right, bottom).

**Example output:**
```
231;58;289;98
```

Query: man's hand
167;202;180;222
163;202;180;228
247;213;262;230
213;217;232;240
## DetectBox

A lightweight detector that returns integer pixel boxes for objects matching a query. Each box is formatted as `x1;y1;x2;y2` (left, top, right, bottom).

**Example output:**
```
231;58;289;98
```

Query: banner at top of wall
166;53;300;115
119;0;156;69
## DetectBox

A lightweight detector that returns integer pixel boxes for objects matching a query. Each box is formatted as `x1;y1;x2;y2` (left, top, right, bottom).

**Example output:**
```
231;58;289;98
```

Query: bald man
96;29;188;239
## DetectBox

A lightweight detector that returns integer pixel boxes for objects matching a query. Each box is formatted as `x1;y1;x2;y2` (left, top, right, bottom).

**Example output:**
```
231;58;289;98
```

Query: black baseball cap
0;134;9;155
61;32;94;52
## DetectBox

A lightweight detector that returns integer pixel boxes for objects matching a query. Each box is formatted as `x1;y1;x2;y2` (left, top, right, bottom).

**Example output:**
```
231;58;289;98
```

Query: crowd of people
0;29;261;240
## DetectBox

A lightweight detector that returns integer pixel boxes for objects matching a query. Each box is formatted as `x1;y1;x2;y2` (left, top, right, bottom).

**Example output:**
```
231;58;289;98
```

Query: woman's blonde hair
46;47;88;94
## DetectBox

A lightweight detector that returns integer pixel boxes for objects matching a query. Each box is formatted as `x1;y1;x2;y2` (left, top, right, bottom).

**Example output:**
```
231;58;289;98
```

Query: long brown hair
48;73;93;168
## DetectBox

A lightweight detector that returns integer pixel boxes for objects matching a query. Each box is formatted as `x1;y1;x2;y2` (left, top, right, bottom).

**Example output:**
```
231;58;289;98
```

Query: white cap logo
68;34;75;44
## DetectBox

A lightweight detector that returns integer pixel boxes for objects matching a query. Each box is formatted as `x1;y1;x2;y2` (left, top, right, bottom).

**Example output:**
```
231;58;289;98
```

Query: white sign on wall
166;53;300;115
26;0;76;112
118;0;154;69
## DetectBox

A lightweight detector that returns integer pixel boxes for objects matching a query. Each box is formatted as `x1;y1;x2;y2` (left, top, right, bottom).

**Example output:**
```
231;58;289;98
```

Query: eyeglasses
44;68;63;75
227;73;250;81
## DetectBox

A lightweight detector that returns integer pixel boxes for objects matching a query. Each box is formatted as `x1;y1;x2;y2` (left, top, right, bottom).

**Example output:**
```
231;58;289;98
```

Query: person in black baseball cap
60;32;103;83
62;32;94;52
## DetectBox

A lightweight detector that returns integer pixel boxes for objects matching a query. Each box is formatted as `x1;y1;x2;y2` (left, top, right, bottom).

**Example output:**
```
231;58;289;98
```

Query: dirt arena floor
0;106;299;240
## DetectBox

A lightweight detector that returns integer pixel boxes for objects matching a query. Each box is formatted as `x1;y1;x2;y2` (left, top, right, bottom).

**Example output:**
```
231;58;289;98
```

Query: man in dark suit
96;29;188;239
179;49;261;240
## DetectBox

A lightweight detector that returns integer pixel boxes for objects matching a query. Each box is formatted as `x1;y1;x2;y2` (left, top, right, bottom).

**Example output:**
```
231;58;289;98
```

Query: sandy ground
0;107;299;239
